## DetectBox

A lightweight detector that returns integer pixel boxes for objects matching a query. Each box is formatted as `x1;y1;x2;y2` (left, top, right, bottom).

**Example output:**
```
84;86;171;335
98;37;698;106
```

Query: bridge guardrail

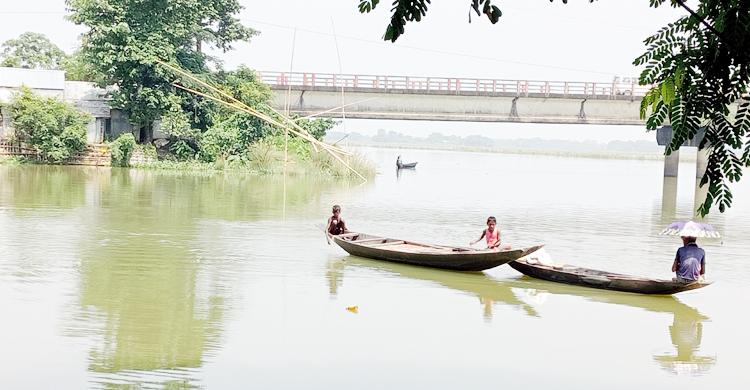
258;71;650;98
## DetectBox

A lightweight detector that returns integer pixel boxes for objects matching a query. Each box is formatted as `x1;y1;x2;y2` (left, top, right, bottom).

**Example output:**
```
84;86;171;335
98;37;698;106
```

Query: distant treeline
325;130;662;153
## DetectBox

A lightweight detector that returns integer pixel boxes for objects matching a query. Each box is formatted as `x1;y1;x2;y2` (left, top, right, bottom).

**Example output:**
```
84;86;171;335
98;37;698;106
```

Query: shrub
9;86;90;162
109;133;137;167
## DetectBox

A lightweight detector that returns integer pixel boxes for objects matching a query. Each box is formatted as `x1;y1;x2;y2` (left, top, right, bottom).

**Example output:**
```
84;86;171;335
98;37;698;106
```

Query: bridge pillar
663;150;680;177
693;147;710;215
656;125;707;216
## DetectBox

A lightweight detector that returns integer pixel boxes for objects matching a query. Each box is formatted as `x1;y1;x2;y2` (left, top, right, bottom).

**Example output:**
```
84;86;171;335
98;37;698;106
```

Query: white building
0;67;127;143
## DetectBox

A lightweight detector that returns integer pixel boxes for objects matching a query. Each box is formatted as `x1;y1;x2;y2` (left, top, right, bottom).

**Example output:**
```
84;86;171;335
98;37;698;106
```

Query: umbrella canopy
660;221;722;238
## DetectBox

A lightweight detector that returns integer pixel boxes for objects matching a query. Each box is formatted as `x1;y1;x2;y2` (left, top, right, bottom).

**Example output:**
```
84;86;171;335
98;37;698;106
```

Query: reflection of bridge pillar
694;148;710;215
662;176;678;219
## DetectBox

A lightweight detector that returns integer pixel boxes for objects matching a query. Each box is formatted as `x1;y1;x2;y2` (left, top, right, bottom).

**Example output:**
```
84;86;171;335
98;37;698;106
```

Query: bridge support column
656;125;707;218
693;147;710;216
664;150;680;177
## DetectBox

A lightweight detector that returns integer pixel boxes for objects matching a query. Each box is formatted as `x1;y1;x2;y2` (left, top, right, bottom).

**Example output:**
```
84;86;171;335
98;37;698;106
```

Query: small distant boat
397;162;418;169
332;231;543;271
396;155;417;169
508;259;713;295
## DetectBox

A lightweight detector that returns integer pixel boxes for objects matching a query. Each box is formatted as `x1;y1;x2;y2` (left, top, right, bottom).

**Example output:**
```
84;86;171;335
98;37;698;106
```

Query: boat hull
332;233;542;271
508;260;712;295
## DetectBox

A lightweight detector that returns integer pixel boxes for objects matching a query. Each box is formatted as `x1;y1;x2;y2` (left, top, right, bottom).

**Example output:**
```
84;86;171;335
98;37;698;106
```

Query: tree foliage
8;87;90;162
0;32;68;69
635;0;750;215
59;49;104;82
358;0;587;42
109;133;137;167
65;0;258;138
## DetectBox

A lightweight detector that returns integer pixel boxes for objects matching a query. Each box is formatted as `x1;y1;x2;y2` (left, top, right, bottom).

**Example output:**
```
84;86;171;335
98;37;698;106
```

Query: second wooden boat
332;232;542;271
508;259;712;295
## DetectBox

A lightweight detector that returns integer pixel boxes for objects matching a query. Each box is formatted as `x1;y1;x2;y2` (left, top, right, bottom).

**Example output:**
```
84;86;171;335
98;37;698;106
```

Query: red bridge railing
258;71;649;98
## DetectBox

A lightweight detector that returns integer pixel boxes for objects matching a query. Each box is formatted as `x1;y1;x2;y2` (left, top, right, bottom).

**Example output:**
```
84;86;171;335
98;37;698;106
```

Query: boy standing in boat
672;236;706;282
471;216;512;250
326;205;348;244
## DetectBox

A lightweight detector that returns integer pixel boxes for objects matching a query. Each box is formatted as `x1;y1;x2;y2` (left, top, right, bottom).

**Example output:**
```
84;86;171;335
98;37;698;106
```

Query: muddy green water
1;147;747;389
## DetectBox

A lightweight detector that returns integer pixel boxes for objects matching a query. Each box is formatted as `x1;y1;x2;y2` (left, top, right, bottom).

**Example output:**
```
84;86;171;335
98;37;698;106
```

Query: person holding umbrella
663;221;713;283
672;235;706;282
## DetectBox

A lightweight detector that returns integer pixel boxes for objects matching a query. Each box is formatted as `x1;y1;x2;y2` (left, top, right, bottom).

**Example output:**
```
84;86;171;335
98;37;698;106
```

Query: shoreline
340;141;697;162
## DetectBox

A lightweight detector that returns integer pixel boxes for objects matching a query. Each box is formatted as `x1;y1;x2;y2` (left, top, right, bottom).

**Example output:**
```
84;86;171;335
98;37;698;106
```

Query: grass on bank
133;137;377;180
0;155;45;165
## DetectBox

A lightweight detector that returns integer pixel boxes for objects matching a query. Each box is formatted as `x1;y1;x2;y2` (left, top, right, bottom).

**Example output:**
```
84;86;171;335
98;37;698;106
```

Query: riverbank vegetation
0;0;376;179
5;87;90;163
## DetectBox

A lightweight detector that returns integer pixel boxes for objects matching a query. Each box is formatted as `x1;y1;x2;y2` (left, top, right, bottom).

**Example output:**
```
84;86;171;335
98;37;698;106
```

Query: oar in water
315;223;333;244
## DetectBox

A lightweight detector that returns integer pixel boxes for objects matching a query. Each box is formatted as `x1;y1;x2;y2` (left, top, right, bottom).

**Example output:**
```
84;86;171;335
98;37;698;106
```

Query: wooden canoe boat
508;259;713;295
397;162;417;169
332;232;543;271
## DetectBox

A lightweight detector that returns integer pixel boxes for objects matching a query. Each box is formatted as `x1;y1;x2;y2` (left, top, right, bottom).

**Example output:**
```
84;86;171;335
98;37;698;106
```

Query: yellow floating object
346;306;358;313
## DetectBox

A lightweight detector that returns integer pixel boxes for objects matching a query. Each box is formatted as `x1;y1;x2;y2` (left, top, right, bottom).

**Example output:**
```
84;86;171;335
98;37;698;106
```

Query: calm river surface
1;147;748;389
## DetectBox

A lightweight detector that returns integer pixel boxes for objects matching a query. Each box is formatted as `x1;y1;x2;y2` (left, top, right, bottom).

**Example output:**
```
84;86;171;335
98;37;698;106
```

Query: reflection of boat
335;255;711;322
337;255;538;317
332;232;542;271
509;259;713;295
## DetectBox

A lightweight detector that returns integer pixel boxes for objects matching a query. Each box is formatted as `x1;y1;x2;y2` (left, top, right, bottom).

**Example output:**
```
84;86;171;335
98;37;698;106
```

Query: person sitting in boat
396;155;403;169
326;205;348;244
672;236;706;282
470;216;512;250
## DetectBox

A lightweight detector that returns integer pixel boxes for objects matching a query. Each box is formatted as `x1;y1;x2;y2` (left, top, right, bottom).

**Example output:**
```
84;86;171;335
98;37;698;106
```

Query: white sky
0;1;688;142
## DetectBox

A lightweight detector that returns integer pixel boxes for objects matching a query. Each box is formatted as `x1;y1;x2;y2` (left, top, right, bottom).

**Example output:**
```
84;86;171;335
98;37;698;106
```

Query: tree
0;32;67;69
65;0;258;142
636;1;750;215
59;49;104;82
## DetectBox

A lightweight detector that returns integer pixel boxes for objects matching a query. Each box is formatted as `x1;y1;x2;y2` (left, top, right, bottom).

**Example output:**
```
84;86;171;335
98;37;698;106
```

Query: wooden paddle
315;223;333;244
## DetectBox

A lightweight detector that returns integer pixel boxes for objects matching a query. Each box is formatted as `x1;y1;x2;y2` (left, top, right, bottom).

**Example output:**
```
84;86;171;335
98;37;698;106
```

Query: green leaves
470;0;501;24
109;133;137;167
358;0;380;13
636;0;750;216
66;0;255;131
8;87;90;163
0;32;68;70
661;78;676;105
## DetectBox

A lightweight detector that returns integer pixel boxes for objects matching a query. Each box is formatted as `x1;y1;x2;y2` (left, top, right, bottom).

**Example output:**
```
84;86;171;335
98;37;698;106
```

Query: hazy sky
0;1;689;141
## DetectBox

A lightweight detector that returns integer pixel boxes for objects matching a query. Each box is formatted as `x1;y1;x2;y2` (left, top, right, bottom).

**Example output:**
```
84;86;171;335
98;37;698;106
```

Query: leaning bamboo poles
155;60;366;182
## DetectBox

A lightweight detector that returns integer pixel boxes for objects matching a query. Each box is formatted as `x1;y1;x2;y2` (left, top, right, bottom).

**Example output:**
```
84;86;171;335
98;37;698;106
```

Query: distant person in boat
326;205;348;244
672;236;706;282
396;155;403;169
470;216;512;250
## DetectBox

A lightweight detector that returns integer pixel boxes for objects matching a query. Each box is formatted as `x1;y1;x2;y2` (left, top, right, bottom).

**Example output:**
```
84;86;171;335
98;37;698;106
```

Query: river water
1;147;747;389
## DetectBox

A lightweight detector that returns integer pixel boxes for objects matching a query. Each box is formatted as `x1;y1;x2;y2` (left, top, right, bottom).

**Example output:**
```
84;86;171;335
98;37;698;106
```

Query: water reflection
332;256;538;318
326;257;346;296
332;255;714;374
68;169;224;389
512;278;715;375
653;311;716;375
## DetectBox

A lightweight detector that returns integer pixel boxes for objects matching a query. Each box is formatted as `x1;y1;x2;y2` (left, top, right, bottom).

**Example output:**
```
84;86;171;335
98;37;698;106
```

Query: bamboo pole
158;60;353;157
170;83;367;182
291;97;380;122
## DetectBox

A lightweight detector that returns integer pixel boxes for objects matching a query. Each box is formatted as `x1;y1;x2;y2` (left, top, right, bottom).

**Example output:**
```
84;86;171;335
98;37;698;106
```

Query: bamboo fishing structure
155;60;367;182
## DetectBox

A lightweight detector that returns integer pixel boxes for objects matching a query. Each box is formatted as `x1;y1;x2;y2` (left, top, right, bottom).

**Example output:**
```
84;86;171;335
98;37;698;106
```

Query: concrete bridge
260;71;648;125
